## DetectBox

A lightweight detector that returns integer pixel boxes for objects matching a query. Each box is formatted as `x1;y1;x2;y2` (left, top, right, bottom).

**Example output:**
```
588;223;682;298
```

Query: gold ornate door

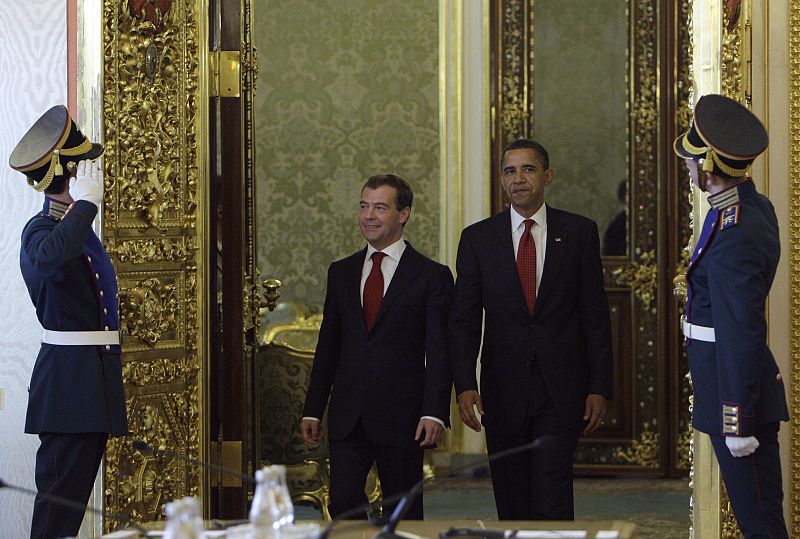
99;0;260;525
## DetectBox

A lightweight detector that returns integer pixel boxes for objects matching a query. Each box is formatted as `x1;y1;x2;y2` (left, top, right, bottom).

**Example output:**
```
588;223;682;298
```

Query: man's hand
69;160;103;208
726;436;759;457
457;390;484;433
582;394;607;435
300;418;323;445
415;418;444;447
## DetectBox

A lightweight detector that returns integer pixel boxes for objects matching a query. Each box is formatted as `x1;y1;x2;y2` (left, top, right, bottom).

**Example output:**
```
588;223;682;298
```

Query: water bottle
163;496;203;539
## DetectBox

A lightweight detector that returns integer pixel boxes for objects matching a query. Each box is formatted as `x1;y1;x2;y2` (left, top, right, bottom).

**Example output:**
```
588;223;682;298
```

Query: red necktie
363;252;387;332
517;219;537;314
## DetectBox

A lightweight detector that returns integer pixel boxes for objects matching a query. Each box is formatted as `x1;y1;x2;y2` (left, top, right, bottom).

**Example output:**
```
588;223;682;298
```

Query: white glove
69;159;103;208
726;436;759;457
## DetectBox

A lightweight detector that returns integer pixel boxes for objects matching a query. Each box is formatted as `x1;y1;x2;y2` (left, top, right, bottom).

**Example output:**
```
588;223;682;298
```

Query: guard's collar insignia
708;185;740;210
42;198;70;221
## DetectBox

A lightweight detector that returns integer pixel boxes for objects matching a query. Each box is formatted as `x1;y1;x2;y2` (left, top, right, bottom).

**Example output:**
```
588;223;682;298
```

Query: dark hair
43;175;69;196
501;138;550;170
362;174;413;211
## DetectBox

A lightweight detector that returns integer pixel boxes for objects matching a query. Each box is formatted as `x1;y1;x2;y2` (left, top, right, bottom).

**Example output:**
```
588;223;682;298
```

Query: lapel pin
555;237;562;242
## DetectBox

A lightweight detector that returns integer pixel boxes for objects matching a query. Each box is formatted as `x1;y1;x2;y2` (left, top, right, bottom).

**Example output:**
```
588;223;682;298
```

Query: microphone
317;435;555;539
0;477;147;535
132;439;256;486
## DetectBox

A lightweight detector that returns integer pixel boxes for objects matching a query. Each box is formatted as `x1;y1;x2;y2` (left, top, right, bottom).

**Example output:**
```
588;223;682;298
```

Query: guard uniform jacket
20;198;128;436
686;180;789;437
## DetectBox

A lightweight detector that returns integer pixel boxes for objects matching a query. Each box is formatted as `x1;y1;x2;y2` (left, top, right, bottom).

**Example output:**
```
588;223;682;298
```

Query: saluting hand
69;159;104;208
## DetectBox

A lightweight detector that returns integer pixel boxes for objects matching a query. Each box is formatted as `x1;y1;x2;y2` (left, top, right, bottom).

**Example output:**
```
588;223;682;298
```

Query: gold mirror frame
492;0;666;473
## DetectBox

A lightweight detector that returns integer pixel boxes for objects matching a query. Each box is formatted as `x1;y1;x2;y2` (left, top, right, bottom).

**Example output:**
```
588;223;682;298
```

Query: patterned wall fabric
532;0;628;247
254;0;441;308
0;2;67;537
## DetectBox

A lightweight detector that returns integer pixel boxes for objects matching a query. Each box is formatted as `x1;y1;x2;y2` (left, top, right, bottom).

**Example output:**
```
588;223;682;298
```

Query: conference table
115;519;636;538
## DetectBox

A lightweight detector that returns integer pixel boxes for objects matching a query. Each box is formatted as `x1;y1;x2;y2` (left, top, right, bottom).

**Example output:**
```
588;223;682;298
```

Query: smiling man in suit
301;174;453;520
450;138;613;520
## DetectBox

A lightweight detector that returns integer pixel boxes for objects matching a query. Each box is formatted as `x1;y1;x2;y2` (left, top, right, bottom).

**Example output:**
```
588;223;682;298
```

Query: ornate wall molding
103;0;203;526
790;0;800;533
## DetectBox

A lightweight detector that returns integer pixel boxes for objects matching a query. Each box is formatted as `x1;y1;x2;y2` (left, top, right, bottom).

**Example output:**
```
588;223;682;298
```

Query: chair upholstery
257;306;380;520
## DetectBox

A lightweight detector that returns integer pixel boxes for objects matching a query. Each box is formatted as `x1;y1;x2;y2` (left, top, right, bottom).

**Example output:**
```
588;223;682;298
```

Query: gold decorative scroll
611;250;658;309
102;0;204;528
499;0;532;140
675;0;693;474
790;0;800;534
720;0;748;104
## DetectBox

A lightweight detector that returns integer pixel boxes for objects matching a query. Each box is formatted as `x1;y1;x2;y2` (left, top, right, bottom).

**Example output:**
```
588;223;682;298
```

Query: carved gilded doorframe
99;0;209;526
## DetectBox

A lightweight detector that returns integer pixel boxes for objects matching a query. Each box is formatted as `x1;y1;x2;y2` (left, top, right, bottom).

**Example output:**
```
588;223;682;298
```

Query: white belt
42;329;120;346
681;319;716;342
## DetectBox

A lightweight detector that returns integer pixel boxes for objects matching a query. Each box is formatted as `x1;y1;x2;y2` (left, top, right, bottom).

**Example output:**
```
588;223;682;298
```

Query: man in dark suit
450;138;613;520
300;174;453;520
675;94;789;538
11;105;128;539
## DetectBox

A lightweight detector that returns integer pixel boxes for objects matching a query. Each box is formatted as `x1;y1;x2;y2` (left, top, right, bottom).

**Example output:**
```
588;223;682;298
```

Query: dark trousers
31;432;108;539
328;419;424;520
709;422;788;539
485;393;580;521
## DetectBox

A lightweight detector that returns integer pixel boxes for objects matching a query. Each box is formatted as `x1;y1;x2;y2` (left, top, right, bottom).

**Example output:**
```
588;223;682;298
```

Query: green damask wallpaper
254;0;441;308
532;0;629;255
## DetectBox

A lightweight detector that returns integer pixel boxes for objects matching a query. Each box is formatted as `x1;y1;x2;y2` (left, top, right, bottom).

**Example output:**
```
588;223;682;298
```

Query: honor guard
11;105;128;539
675;94;789;538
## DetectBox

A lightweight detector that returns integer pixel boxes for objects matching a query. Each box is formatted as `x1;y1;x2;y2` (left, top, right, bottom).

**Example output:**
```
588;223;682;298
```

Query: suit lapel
347;248;369;335
371;242;424;331
492;210;531;318
535;205;566;312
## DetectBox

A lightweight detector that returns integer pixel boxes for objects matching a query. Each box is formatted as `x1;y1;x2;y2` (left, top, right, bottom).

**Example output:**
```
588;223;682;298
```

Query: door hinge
210;50;241;98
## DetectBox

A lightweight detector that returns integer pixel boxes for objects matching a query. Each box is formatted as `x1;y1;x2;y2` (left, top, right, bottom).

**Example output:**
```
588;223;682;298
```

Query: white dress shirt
304;236;445;429
360;237;406;302
510;204;547;295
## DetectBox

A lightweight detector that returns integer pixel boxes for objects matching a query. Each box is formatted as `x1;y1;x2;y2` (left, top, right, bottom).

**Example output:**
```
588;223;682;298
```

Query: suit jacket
302;242;454;447
686;180;789;437
19;198;128;436
450;206;613;433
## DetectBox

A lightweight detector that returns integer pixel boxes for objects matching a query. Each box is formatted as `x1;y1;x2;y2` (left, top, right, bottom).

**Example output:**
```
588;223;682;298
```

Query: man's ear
545;168;555;187
400;206;411;225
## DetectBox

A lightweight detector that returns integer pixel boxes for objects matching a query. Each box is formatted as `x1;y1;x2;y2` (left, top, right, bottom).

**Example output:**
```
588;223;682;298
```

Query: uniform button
103;308;108;315
87;256;92;262
105;345;111;351
105;325;110;330
95;273;100;280
100;291;104;297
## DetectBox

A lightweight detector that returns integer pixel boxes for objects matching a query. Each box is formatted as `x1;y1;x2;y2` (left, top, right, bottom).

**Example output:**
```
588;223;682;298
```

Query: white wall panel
0;2;66;537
